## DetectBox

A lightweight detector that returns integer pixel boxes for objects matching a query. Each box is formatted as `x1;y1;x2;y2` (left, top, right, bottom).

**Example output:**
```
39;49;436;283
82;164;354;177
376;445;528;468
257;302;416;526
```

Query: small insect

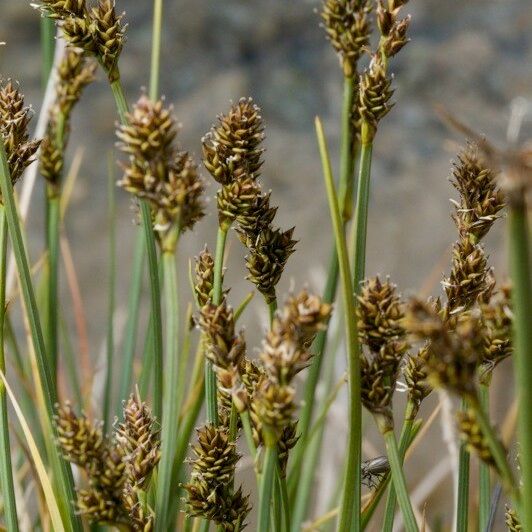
361;456;390;488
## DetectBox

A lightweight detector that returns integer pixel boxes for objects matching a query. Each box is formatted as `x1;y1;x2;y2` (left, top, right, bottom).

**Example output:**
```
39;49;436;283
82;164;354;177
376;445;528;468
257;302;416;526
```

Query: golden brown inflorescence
55;393;160;530
183;424;250;530
202;99;296;303
36;0;126;81
0;81;41;190
505;506;522;532
117;96;205;244
40;49;96;192
376;0;411;59
320;0;372;77
357;277;408;426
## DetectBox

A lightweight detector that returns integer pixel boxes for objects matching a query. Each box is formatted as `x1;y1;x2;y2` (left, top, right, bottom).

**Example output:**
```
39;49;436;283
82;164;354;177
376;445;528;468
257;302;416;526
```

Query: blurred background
1;0;531;529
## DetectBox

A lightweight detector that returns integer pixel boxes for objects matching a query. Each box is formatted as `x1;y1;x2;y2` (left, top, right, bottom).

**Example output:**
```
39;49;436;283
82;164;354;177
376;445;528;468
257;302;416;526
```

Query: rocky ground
1;0;531;529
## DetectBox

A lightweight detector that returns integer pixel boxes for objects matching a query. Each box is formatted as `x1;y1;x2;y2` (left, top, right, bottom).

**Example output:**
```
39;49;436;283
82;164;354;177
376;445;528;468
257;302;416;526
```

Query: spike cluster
320;0;372;77
357;277;408;425
36;0;126;81
40;49;96;192
505;507;522;532
55;394;159;529
117;96;205;243
0;81;40;189
403;345;432;414
376;0;411;59
456;408;498;470
251;290;331;456
183;425;250;529
202;99;296;303
406;299;483;399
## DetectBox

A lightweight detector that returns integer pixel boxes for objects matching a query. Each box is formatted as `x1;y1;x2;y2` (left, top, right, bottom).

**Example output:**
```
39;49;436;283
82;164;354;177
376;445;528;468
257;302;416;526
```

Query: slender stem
316;117;361;532
45;193;60;383
382;400;416;532
337;76;356;222
206;226;228;426
40;16;55;88
240;410;257;458
381;427;419;532
0;206;19;531
0;133;81;532
276;466;290;532
156;242;181;531
258;444;278;532
149;0;164;100
456;399;470;532
479;384;490;532
508;194;532;529
109;78;164;420
103;157;116;433
117;228;144;411
351;135;373;290
268;298;277;324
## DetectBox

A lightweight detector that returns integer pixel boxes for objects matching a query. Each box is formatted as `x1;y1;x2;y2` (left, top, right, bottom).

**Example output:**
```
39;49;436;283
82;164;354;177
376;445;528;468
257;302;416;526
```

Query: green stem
206;226;228;426
456;398;470;532
258;444;278;532
40;16;55;88
156;241;181;531
240;410;256;459
381;426;418;532
0;206;19;531
351;135;373;290
276;465;290;532
508;194;532;529
117;228;144;411
382;400;416;532
478;384;490;532
103;158;116;433
0;129;81;532
149;0;164;100
316;117;361;532
268;298;277;325
109;78;163;420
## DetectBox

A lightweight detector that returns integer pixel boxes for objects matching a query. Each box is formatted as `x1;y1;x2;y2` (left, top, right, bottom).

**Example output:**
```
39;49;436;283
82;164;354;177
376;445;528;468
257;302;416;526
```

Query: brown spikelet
202;98;264;186
0;81;41;187
217;175;262;227
403;346;432;412
358;55;394;140
456;408;499;470
243;227;297;303
376;1;410;58
76;487;121;523
321;0;372;77
194;246;215;307
89;0;126;80
505;506;522;532
36;0;87;19
61;15;96;54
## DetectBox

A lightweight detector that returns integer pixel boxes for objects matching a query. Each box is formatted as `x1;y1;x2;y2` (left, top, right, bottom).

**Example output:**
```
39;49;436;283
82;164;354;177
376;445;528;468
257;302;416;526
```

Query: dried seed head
376;1;410;58
361;357;394;421
457;408;498;470
479;284;513;384
253;380;295;443
321;0;372;77
55;48;97;116
122;482;154;531
277;421;299;477
55;402;104;470
153;151;205;233
183;424;249;529
260;290;331;383
451;144;505;241
358;56;394;140
443;237;491;315
194;246;215;307
76;488;121;523
198;299;246;371
40;119;65;187
0;81;41;187
35;0;87;19
243;227;297;304
116;392;160;489
357;277;406;353
406;299;482;398
89;0;125;80
61;16;96;54
203;98;264;185
217;174;262;227
505;507;522;532
403;346;432;411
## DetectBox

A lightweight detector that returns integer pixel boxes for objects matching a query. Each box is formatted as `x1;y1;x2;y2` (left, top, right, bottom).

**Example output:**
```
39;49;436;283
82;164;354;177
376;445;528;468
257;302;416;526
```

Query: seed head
321;0;372;77
217;175;262;227
358;55;394;140
202;98;264;185
403;346;432;412
376;1;410;58
457;408;498;470
505;507;522;532
243;227;297;304
0;81;40;187
35;0;87;19
76;488;121;523
194;247;215;307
